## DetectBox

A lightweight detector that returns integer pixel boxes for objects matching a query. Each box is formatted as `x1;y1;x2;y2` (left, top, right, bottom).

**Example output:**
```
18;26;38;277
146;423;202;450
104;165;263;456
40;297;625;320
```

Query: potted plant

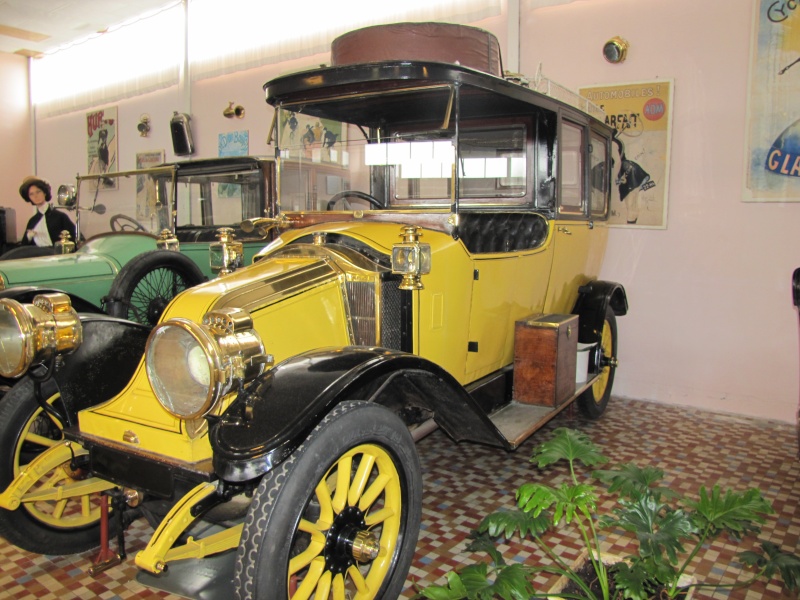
413;427;799;600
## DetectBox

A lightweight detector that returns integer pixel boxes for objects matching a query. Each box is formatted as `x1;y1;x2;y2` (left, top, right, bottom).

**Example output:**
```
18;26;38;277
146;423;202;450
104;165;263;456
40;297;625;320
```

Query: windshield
277;108;529;212
75;167;265;239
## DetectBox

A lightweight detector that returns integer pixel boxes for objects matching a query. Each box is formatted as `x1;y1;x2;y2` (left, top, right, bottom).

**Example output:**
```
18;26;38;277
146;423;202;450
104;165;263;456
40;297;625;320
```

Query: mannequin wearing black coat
18;176;77;246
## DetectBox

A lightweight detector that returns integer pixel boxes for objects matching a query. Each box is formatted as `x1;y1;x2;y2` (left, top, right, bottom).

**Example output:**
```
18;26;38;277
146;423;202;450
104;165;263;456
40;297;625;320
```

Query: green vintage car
0;156;276;325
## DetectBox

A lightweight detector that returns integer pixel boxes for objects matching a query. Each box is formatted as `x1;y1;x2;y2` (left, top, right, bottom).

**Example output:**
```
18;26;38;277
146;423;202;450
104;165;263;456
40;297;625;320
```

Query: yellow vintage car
0;23;627;600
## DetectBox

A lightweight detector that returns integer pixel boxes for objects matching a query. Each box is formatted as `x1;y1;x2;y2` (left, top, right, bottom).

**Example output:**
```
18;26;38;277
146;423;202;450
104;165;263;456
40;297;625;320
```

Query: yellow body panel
543;219;608;314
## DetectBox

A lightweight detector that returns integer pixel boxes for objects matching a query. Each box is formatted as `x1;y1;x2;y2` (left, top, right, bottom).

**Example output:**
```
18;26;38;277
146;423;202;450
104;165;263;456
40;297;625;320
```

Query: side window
589;132;609;217
559;121;584;216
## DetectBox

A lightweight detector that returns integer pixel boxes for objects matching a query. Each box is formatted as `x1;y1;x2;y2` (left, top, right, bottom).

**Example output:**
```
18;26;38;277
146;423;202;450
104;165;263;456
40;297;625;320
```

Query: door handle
557;226;572;235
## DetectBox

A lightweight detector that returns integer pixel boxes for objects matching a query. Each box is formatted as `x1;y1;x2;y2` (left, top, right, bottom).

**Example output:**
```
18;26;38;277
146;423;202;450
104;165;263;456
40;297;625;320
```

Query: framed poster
135;150;165;221
744;0;800;201
86;106;118;190
218;130;249;157
278;112;347;165
579;80;673;228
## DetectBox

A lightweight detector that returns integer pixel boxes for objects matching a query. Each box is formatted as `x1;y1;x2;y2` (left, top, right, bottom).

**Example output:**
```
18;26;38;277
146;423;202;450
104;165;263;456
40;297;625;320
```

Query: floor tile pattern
0;397;797;599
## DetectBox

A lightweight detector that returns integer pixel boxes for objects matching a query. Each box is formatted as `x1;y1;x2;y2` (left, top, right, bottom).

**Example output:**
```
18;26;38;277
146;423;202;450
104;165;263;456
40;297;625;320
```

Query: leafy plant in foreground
413;427;800;600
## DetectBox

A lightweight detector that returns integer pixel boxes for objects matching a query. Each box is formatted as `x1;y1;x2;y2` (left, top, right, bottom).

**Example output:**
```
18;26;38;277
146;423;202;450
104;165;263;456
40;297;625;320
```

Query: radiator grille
380;279;402;350
347;280;376;345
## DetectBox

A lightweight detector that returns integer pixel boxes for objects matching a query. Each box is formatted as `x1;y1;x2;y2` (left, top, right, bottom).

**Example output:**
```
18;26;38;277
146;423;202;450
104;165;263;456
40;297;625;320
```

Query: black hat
19;176;52;203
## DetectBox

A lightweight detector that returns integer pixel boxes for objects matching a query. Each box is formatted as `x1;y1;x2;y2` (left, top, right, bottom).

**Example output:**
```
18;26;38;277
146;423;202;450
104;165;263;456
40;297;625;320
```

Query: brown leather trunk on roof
331;22;503;77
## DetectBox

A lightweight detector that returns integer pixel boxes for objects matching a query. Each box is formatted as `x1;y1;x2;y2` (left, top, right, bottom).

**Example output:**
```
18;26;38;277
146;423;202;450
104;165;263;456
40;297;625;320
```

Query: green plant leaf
604;494;695;563
478;509;551;541
465;530;508;567
517;483;558;517
416;569;471;599
490;563;537;600
687;486;773;537
739;541;800;591
593;463;678;500
612;561;656;600
530;428;608;469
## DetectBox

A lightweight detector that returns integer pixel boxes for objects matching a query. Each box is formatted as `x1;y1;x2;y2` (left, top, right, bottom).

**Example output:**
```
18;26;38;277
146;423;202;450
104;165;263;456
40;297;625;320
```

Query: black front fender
48;314;150;417
210;347;506;482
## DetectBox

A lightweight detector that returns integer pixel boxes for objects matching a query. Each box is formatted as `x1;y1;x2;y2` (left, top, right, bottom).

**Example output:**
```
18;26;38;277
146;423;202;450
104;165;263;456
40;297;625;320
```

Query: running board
488;376;597;449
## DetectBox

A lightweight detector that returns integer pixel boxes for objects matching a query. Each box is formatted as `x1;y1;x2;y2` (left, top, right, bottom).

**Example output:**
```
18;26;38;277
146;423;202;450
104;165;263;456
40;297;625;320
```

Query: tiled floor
0;397;797;599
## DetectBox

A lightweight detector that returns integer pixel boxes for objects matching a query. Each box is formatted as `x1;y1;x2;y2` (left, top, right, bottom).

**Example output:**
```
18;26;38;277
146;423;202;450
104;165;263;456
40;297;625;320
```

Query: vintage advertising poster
744;0;800;201
218;130;249;158
86;106;118;190
279;112;347;165
579;80;673;228
135;150;165;221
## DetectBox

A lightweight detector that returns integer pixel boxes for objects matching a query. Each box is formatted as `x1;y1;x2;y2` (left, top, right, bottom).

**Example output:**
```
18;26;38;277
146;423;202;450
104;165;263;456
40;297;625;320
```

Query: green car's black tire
105;250;206;326
234;401;422;600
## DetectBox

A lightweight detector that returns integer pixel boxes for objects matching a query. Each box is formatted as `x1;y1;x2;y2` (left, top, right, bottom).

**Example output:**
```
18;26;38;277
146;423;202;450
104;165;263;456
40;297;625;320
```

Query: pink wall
0;53;32;242
522;0;800;422
23;0;799;423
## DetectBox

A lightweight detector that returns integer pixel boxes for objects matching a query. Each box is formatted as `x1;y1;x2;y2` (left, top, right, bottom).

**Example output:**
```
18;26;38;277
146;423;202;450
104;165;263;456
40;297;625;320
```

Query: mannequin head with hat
19;176;52;207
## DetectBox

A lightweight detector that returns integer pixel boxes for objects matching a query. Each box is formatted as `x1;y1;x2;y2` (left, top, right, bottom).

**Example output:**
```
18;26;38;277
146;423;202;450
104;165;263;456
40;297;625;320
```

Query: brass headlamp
391;226;432;290
0;293;82;378
156;229;180;252
209;227;243;276
54;230;76;254
146;307;272;419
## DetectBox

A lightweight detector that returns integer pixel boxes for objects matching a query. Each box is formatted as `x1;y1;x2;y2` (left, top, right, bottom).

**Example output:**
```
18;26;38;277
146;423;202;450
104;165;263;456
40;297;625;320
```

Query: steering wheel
326;190;383;211
110;214;147;232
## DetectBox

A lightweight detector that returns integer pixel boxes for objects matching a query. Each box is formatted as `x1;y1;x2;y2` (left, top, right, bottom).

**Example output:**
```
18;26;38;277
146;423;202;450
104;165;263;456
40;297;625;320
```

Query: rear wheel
105;250;205;326
0;378;111;554
578;306;617;419
234;401;422;599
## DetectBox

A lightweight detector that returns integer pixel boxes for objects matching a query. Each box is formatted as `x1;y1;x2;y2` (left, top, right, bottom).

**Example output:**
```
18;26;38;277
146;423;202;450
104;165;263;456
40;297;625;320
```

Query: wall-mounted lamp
137;114;151;137
603;37;629;64
223;102;245;119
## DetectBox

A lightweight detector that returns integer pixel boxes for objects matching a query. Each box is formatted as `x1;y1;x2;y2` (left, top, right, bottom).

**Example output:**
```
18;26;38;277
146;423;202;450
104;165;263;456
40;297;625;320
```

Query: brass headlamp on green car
145;307;272;419
0;293;82;378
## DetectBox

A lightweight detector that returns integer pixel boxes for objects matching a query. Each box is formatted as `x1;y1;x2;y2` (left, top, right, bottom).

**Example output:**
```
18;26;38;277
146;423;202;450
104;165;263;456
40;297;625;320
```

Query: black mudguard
0;286;104;314
210;347;508;482
573;280;628;343
34;314;150;420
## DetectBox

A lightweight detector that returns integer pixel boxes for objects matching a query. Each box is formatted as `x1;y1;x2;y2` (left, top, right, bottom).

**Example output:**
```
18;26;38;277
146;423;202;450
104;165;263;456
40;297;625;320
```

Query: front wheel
577;306;618;419
0;378;112;554
234;401;422;599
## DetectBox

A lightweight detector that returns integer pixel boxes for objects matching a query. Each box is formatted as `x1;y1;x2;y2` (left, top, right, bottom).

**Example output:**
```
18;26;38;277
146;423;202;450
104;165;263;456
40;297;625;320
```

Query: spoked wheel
578;306;618;419
105;250;205;326
234;401;422;600
0;378;113;554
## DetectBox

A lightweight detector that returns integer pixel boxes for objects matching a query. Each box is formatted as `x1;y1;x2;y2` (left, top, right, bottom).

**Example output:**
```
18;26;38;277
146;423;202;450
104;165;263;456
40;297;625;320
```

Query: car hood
0;250;117;287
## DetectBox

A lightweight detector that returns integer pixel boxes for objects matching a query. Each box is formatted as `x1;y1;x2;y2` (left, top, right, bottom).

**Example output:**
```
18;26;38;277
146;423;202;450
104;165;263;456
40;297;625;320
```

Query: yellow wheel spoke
21;432;60;449
330;455;352;513
358;473;390;512
364;505;395;527
292;557;326;600
314;480;334;527
312;570;332;600
289;522;327;575
81;493;91;517
332;572;347;600
347;564;369;594
52;498;67;520
348;453;375;507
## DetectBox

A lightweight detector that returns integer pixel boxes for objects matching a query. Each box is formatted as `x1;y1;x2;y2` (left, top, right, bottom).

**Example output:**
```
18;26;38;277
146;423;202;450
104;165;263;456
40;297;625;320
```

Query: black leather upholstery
459;212;548;254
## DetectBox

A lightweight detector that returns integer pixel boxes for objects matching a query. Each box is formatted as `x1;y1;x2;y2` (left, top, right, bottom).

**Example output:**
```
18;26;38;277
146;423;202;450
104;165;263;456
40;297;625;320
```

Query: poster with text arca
579;80;673;228
86;106;118;191
744;0;800;201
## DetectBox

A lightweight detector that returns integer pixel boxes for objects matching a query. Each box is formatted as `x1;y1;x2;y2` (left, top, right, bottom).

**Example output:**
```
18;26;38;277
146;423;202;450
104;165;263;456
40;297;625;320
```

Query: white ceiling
0;0;176;56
